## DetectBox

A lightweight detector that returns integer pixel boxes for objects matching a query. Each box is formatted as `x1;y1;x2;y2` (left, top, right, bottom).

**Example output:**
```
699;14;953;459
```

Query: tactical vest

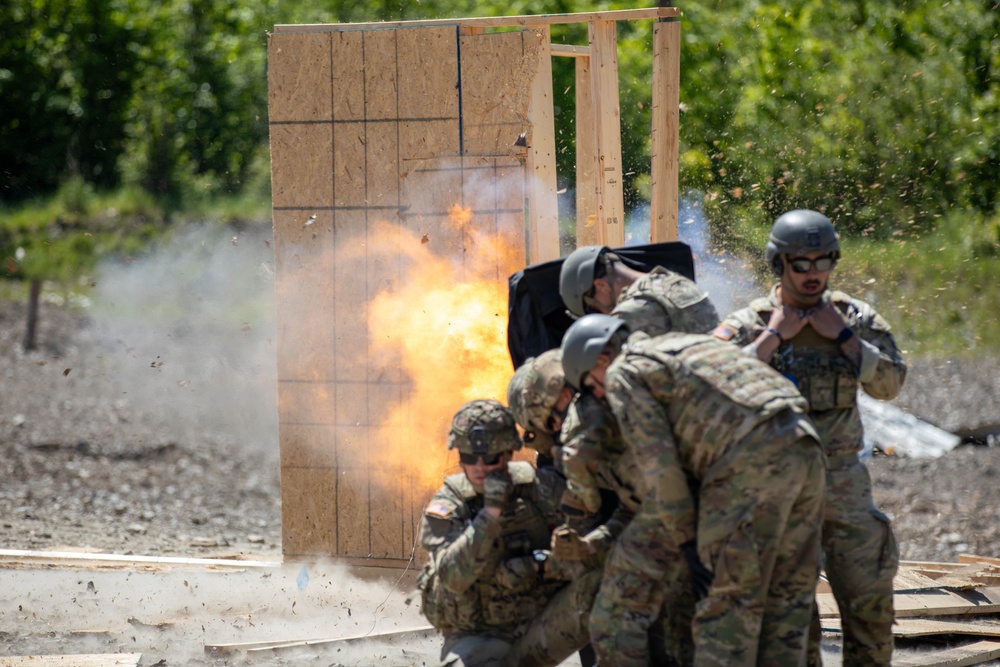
614;267;719;338
418;462;563;632
628;334;807;455
764;295;863;412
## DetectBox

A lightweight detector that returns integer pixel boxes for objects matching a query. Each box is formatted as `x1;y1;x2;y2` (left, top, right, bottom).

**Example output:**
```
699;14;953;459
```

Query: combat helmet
559;246;609;317
561;314;626;390
765;209;841;277
448;399;522;456
507;349;568;455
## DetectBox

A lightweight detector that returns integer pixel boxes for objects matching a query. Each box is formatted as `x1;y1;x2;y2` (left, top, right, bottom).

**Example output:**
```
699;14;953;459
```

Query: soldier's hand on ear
483;469;513;511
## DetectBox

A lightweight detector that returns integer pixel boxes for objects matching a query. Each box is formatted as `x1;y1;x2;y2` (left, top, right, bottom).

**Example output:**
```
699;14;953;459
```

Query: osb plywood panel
281;467;337;555
459;31;537;156
269;124;334;208
270;25;530;560
268;32;332;122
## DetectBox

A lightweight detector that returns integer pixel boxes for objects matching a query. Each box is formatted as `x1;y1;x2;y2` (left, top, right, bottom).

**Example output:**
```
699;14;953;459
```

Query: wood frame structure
267;8;681;564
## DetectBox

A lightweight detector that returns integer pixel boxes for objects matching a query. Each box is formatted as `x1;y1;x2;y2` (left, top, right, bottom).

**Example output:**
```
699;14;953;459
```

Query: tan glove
550;524;592;562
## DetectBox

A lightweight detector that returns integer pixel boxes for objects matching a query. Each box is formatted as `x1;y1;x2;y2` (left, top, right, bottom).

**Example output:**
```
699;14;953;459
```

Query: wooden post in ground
588;20;625;248
650;14;681;242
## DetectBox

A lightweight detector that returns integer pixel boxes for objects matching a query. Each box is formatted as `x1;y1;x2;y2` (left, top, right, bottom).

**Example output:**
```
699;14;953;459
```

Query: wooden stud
525;26;560;263
588;20;625;247
650;18;681;242
574;55;599;247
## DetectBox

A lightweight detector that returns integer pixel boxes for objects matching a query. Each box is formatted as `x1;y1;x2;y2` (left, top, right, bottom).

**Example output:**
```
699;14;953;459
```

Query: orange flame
365;207;524;494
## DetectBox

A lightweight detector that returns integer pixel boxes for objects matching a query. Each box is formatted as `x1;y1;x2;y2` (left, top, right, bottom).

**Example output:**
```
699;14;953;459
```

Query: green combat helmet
765;209;841;277
506;349;568;456
560;314;626;390
559;245;608;317
448;399;522;456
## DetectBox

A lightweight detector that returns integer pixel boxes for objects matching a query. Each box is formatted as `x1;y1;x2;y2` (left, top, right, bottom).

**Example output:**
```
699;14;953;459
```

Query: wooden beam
575;55;599;247
649;18;681;243
588;20;625;247
0;548;280;570
274;8;681;33
551;44;590;58
525;25;560;263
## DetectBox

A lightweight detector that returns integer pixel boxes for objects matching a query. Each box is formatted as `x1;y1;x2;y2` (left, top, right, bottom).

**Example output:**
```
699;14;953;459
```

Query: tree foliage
2;0;998;238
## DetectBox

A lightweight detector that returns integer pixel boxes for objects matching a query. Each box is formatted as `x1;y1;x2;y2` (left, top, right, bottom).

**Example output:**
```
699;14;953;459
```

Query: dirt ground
2;229;999;665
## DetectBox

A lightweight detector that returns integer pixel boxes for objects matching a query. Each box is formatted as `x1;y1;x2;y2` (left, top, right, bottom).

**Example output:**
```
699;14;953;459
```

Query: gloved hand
483;468;513;511
681;540;713;601
550;524;591;561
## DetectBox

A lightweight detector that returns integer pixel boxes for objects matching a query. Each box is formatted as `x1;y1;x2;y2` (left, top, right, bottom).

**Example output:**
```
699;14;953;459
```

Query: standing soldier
417;399;600;667
558;245;719;338
562;314;826;666
714;209;907;665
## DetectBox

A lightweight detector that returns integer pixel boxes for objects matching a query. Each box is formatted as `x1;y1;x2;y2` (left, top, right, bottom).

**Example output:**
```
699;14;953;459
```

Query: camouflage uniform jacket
605;332;812;547
419;461;567;634
612;265;719;338
560;391;642;552
717;285;907;458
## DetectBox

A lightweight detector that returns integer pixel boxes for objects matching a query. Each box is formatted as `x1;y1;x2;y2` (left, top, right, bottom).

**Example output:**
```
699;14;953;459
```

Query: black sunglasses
458;452;503;466
788;255;836;274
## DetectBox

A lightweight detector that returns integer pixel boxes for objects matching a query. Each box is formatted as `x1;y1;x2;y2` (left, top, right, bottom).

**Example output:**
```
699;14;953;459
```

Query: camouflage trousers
806;455;899;667
694;428;825;667
437;570;601;667
588;510;696;667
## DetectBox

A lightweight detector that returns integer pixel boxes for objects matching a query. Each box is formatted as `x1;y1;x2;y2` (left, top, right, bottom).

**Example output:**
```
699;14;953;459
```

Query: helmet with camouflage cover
559;245;608;317
561;314;626;390
507;349;567;433
765;209;841;277
448;399;522;456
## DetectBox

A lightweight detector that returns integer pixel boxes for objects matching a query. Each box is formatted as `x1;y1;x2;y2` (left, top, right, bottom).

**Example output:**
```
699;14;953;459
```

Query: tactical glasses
788;255;837;274
458;452;504;466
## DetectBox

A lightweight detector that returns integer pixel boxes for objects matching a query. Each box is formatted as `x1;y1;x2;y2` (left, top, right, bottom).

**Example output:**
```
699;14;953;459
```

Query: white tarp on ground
860;393;962;459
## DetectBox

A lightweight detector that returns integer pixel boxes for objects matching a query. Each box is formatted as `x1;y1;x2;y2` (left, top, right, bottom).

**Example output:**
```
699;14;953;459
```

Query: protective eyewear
458;452;503;466
788;255;837;274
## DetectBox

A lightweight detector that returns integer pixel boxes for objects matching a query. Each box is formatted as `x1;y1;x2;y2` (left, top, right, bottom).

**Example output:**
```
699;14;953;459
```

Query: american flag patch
713;324;737;341
425;501;455;519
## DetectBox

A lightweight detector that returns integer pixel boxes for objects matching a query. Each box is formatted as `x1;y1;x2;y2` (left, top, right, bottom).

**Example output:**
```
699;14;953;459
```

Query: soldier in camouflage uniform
713;210;907;666
559;245;719;338
507;348;688;666
418;399;601;667
562;314;826;667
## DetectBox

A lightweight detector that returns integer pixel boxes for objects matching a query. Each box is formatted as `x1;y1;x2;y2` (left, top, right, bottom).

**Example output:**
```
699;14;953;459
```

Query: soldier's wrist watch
836;326;855;345
532;549;548;577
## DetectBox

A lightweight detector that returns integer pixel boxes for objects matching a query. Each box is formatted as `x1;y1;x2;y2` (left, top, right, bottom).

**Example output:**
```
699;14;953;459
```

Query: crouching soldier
417;399;601;667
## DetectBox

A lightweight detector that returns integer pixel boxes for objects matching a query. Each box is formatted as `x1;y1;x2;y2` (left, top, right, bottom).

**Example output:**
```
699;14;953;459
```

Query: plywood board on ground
824;617;1000;638
892;640;1000;667
0;655;142;667
818;588;1000;620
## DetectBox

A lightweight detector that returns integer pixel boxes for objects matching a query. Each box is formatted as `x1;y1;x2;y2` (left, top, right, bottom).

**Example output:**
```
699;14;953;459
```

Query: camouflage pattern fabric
605;333;825;666
718;286;905;665
506;349;565;458
612;266;719;339
560;387;692;665
449;399;523;457
419;460;593;667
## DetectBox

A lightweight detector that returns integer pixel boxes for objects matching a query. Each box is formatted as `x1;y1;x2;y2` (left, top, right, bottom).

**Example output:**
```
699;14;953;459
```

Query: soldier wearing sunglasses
714;209;907;666
417;399;601;667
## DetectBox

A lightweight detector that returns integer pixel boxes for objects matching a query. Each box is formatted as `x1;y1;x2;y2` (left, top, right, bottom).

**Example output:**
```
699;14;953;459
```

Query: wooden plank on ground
0;655;142;667
240;626;436;654
938;563;1000;590
891;640;1000;667
819;588;1000;620
824;617;1000;639
961;555;1000;567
